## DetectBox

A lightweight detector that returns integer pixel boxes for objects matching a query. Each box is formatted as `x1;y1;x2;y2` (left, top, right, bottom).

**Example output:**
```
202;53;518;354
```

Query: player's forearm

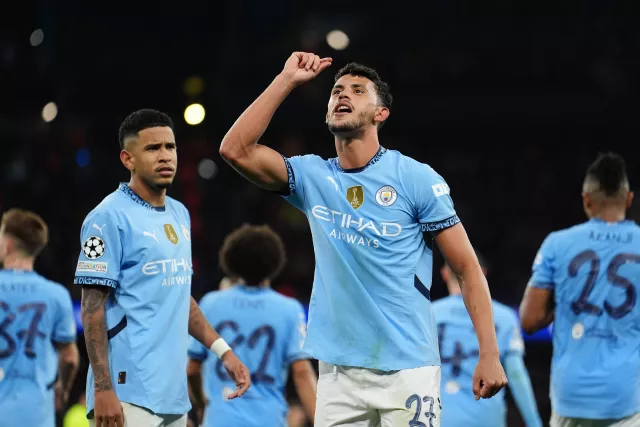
57;343;80;394
458;266;500;355
504;355;543;427
293;365;317;423
188;297;220;348
186;362;207;408
219;73;296;159
80;286;114;392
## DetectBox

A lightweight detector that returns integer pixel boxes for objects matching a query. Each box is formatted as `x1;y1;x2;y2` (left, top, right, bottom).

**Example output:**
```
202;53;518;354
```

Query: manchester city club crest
346;185;364;210
376;185;397;206
164;224;179;245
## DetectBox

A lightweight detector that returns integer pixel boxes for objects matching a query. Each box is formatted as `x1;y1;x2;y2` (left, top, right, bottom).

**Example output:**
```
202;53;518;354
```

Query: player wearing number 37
220;51;507;426
520;152;640;427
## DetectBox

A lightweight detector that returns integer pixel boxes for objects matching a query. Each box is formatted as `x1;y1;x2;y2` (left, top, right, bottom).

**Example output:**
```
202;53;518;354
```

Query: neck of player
2;253;34;271
334;127;380;170
594;205;627;223
129;175;166;207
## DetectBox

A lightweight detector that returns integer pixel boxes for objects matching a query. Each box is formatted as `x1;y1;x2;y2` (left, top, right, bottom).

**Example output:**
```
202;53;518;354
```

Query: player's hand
472;352;508;400
94;390;125;427
54;382;69;412
222;351;251;399
280;52;332;87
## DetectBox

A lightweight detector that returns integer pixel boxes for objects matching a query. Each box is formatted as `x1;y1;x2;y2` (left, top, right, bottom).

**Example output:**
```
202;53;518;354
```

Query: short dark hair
334;62;393;110
0;209;49;256
118;109;174;149
584;152;630;197
218;224;287;286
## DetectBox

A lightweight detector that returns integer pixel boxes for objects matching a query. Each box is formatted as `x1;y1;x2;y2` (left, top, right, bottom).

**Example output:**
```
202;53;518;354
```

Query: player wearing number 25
0;209;80;427
187;224;317;427
74;110;250;427
520;152;640;427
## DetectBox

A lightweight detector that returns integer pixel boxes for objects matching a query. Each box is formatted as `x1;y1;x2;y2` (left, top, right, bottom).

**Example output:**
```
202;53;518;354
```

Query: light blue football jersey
529;218;640;419
0;269;76;427
282;147;459;371
433;295;525;427
188;285;308;427
74;183;193;415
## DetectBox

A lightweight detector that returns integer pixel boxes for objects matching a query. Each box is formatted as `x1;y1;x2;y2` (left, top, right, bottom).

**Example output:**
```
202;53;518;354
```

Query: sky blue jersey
282;147;459;371
529;218;640;419
0;270;76;427
433;295;541;427
74;183;193;415
188;285;308;427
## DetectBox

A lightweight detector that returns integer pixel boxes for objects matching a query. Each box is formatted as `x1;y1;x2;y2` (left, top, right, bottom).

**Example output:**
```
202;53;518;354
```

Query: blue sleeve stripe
421;215;461;233
279;156;297;197
188;350;208;361
52;335;76;344
74;276;118;288
528;281;554;290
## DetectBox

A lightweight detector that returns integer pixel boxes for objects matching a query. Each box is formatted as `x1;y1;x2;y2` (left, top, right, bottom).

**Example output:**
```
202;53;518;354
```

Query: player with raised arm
0;208;80;427
187;224;317;427
434;257;542;427
520;152;640;427
74;109;250;427
219;52;507;426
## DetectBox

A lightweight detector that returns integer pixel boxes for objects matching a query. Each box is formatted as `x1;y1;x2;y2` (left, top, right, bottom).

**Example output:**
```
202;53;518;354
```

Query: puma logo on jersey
326;176;339;191
92;223;106;235
143;230;159;243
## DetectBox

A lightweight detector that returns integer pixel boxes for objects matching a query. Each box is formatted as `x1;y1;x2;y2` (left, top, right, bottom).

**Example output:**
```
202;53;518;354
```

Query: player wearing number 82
187;224;317;427
520;152;640;427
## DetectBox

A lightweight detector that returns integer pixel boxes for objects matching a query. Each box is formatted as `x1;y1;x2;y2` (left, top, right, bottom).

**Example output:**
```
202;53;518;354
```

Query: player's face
326;75;383;136
124;127;177;190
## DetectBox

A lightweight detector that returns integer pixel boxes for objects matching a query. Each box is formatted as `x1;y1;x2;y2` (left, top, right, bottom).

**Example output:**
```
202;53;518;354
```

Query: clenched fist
280;52;333;86
472;352;508;400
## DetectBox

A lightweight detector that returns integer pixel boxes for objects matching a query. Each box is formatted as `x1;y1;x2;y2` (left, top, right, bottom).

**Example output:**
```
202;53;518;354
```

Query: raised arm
219;52;332;192
81;285;124;426
435;223;508;399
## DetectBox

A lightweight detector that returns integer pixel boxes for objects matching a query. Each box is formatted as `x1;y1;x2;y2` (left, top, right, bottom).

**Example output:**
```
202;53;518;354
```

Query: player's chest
125;217;192;268
306;173;416;226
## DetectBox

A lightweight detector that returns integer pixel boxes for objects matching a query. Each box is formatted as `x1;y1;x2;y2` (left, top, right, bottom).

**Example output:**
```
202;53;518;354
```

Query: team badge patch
83;236;106;260
164;224;179;245
181;224;191;241
375;185;397;206
346;185;364;210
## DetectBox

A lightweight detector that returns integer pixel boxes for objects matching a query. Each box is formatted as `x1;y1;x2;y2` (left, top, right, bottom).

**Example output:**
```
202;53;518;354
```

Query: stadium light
197;158;217;180
42;102;58;122
326;30;349;51
30;29;44;47
184;103;205;125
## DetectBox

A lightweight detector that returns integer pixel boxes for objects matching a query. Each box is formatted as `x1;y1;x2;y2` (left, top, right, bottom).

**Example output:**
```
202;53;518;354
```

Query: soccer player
219;51;507;426
0;208;80;427
74;109;250;427
187;224;317;427
520;152;640;427
434;258;542;427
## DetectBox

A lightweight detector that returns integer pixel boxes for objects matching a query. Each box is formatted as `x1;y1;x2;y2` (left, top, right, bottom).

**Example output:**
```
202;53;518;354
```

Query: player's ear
374;106;390;126
582;192;593;217
627;191;634;209
120;149;135;172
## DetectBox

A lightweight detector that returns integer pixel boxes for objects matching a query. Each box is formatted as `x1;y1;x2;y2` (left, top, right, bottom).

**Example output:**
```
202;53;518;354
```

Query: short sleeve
73;210;122;289
280;155;309;211
499;310;525;359
52;288;77;344
187;335;209;362
285;302;309;364
413;164;460;233
528;234;556;290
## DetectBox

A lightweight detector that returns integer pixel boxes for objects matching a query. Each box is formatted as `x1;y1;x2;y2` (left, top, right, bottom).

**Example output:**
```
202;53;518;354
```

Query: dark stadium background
3;1;639;425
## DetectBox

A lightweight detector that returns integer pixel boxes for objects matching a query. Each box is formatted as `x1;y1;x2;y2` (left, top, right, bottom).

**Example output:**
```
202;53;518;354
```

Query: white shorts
316;361;442;427
550;411;640;427
88;402;187;427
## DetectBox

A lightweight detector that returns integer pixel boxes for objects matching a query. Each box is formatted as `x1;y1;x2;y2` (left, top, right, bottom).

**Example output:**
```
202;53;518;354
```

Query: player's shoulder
390;150;448;186
266;290;305;312
34;273;72;301
82;190;127;224
198;290;223;308
542;222;591;247
165;196;190;220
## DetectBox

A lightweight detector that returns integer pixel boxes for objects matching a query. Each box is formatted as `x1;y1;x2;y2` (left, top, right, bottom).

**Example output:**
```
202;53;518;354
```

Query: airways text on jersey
312;204;402;249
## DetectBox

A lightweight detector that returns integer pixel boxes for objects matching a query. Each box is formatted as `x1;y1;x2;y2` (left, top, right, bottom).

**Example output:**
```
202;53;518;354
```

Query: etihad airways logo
312;205;402;249
142;258;192;275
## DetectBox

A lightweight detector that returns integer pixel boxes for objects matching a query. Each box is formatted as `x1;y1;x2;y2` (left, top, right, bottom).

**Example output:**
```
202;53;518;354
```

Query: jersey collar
332;146;387;173
117;183;166;212
589;217;634;226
